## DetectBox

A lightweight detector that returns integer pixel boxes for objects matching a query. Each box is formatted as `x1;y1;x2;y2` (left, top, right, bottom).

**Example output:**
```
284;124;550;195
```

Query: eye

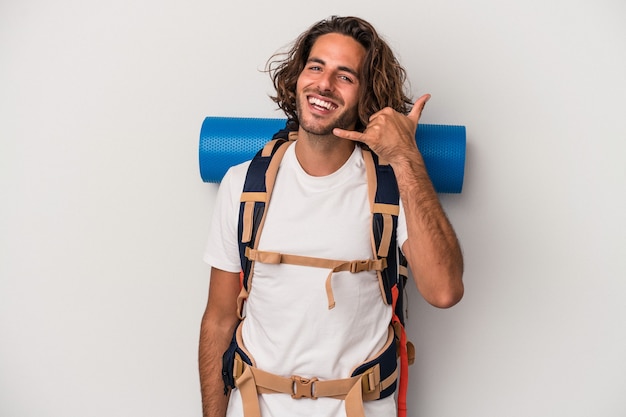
339;74;354;83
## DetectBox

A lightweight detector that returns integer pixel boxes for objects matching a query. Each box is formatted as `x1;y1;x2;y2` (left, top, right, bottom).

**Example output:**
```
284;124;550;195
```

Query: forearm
199;314;239;417
198;268;242;417
394;154;464;308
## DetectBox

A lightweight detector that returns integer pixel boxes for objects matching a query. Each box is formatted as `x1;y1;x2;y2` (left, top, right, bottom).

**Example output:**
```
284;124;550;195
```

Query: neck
294;129;356;176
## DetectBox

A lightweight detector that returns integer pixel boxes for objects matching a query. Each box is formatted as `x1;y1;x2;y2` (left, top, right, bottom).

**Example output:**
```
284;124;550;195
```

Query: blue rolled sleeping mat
199;117;466;193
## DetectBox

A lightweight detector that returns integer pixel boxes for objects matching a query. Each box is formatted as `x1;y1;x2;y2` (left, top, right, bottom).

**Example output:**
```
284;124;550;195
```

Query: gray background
2;0;625;416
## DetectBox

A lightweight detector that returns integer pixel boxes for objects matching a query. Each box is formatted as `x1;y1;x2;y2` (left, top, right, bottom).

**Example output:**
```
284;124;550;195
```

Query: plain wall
1;0;625;416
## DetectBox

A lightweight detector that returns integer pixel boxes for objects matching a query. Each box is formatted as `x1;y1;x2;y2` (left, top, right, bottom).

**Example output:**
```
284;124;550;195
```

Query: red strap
391;285;408;417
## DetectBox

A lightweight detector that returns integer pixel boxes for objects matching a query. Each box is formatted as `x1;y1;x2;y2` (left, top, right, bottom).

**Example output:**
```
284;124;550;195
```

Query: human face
295;33;365;136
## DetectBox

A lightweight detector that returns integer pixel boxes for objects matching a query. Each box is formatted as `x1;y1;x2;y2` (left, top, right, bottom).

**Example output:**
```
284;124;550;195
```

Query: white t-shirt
204;143;408;417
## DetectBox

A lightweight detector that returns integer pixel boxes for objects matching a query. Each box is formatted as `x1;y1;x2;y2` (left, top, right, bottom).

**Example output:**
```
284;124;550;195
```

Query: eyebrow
307;57;360;78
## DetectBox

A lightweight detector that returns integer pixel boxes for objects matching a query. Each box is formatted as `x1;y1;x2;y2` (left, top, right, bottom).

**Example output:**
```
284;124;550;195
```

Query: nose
317;71;335;93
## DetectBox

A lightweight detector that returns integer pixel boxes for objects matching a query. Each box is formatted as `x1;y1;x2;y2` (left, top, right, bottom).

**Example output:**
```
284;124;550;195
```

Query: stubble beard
296;92;359;137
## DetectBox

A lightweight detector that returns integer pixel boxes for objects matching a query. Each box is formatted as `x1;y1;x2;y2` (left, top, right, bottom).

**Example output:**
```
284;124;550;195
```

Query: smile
308;96;338;111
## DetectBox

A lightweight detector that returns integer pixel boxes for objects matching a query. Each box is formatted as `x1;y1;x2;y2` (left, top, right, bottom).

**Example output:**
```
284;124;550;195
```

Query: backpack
229;125;414;417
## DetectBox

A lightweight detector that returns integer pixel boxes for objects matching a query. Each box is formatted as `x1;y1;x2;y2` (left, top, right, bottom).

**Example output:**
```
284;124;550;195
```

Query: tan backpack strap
235;362;366;417
362;148;377;217
325;258;387;309
232;326;397;417
237;365;262;417
240;192;266;243
261;139;279;156
246;248;385;272
235;362;378;417
372;203;399;258
246;248;386;309
236;285;249;320
398;264;409;278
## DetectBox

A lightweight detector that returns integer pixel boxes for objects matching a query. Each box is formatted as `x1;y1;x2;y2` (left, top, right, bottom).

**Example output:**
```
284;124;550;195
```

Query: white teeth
309;97;337;110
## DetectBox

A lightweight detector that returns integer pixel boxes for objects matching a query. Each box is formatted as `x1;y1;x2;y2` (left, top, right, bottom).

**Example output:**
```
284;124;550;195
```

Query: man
199;16;464;417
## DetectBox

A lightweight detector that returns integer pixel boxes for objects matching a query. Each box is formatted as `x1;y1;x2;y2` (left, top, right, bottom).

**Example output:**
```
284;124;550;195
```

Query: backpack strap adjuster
360;366;379;395
349;259;386;273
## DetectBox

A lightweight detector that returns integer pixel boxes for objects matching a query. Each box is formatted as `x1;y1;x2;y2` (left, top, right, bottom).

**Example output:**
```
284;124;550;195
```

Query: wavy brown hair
267;16;413;132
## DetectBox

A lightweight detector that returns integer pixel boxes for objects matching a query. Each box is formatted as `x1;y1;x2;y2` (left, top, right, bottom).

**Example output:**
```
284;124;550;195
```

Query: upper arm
202;267;241;328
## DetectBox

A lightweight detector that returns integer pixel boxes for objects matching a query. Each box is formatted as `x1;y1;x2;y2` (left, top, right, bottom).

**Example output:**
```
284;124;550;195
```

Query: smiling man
296;33;363;136
199;16;464;417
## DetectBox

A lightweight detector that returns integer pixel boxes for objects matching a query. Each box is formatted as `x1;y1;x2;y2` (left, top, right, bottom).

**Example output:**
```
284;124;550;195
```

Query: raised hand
333;94;431;167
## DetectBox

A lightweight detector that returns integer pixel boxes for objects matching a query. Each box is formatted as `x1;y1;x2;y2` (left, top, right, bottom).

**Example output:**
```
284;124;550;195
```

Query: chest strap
232;325;397;417
244;247;387;309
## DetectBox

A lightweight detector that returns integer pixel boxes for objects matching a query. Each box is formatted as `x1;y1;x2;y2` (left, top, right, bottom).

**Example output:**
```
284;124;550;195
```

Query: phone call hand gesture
333;94;431;170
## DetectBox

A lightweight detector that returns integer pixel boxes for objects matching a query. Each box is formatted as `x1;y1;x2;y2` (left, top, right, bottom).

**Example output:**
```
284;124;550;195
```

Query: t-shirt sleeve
396;198;408;251
202;162;250;273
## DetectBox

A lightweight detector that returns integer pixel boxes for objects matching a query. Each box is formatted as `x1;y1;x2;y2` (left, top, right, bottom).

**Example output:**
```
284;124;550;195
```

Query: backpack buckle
350;260;371;273
291;376;318;399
